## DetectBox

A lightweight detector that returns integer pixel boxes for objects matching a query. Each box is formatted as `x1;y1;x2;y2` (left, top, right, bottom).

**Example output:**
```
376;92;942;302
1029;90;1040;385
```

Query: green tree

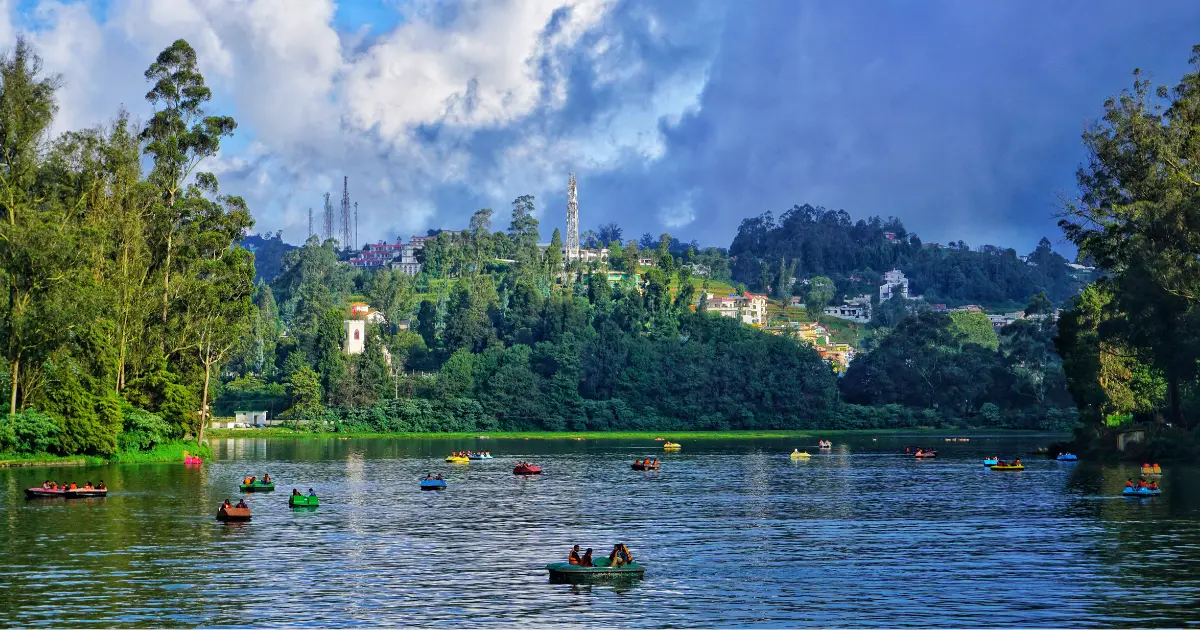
949;310;999;351
141;39;237;334
1057;46;1200;427
806;276;834;319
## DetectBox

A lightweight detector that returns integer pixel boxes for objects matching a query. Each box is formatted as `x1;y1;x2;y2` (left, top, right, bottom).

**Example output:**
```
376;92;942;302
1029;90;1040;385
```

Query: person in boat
84;482;94;490
434;474;443;481
1138;479;1148;489
263;474;271;484
222;499;232;509
619;544;633;565
1013;459;1021;466
308;488;317;497
69;482;77;490
425;473;433;480
235;499;248;509
569;545;582;565
97;481;105;491
580;548;594;567
293;488;302;496
1148;481;1159;491
608;545;624;568
1126;478;1134;488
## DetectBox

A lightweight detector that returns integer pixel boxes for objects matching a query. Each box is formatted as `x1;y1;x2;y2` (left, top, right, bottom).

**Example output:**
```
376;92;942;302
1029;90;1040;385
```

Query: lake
1;434;1198;626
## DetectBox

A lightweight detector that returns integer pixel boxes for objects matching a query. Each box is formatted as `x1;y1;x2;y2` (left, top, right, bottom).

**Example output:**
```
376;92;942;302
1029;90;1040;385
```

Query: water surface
2;435;1198;626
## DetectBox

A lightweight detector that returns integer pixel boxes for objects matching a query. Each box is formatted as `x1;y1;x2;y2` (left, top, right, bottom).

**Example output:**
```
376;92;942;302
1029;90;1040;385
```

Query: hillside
729;203;1090;305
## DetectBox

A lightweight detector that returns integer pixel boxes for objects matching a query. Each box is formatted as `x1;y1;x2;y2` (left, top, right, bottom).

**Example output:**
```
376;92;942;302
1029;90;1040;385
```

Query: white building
235;411;270;426
823;294;872;323
344;319;366;355
879;269;910;301
705;293;768;326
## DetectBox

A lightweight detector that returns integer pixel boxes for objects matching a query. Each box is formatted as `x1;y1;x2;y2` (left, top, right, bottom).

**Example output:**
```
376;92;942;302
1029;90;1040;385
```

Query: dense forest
729;204;1087;306
0;38;251;457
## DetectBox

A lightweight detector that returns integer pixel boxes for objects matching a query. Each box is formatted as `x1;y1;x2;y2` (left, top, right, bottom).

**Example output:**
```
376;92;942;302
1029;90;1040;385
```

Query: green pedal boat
288;494;318;507
240;480;275;492
546;559;645;583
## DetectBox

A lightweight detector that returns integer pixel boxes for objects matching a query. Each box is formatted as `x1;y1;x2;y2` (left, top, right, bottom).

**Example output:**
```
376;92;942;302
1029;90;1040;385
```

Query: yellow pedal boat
445;455;470;463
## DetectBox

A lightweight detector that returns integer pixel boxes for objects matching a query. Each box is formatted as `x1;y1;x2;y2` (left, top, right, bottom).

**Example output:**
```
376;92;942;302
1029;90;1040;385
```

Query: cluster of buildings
348;235;432;275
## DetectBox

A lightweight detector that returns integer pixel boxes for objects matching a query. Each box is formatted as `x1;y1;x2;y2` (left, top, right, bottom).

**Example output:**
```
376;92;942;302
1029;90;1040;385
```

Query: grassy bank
207;428;1064;441
0;440;212;468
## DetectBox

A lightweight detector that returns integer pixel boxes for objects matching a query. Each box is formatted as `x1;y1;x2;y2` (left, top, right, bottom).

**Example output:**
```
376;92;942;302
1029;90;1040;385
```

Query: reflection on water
1;435;1199;626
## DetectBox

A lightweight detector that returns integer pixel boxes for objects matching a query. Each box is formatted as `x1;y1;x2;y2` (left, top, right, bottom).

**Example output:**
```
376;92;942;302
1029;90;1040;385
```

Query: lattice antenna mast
308;207;314;239
323;192;334;243
340;176;352;251
565;172;579;263
354;202;359;251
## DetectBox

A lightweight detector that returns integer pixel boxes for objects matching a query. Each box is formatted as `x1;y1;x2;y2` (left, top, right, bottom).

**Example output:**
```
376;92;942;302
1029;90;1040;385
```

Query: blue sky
8;0;1200;254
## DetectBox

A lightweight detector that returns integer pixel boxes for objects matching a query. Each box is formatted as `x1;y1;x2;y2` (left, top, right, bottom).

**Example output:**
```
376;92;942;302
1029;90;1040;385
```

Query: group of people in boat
568;544;633;568
818;440;832;448
449;451;490;458
1141;463;1163;475
912;448;936;457
40;480;104;491
221;499;248;509
291;488;318;497
634;459;659;467
993;459;1022;467
514;461;537;468
1126;478;1160;491
422;474;445;481
242;474;271;485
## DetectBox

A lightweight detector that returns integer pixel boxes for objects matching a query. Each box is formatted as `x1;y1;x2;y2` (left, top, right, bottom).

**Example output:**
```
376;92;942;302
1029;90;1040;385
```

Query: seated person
580;548;594;567
235;499;247;509
308;488;317;497
97;481;105;490
569;545;582;565
434;474;443;481
84;482;94;490
293;489;302;496
608;545;625;568
263;474;271;483
1126;478;1134;488
617;543;632;565
222;499;232;509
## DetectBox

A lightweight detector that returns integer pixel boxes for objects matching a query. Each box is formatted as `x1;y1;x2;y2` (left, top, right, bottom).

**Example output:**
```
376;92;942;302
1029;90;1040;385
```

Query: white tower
565;172;579;263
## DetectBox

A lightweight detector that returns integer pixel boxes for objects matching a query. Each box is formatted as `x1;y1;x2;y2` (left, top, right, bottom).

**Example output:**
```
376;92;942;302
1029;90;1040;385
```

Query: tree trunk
9;356;18;417
161;230;173;328
198;359;211;445
1167;372;1183;428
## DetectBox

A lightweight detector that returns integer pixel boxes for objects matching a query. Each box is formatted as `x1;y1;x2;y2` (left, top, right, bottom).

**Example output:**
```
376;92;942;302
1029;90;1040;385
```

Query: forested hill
729;204;1087;305
239;232;298;283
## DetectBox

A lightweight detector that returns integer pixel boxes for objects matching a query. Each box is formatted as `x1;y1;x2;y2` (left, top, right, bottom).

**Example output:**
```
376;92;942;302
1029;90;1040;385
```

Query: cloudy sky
8;0;1199;253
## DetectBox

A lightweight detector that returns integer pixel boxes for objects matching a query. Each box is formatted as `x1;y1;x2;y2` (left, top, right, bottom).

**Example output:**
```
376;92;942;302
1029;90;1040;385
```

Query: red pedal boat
513;464;543;475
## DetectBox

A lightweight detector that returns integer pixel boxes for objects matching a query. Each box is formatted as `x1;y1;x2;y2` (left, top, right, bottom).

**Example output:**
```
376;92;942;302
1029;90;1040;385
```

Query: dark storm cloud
567;0;1200;253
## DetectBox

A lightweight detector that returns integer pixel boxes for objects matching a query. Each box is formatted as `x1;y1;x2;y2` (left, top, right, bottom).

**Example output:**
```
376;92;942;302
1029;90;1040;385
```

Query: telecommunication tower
565;172;579;262
340;176;352;250
308;207;314;239
323;193;334;243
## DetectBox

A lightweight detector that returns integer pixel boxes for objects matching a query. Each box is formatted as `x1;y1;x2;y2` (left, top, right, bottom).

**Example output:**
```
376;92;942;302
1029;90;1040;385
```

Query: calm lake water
1;434;1199;627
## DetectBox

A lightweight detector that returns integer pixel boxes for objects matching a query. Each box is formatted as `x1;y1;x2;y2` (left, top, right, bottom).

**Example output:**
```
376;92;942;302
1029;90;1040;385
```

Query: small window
354;330;361;340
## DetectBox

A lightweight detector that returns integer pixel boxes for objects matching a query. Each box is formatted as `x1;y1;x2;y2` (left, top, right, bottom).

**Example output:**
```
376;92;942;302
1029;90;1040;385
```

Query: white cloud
7;0;715;243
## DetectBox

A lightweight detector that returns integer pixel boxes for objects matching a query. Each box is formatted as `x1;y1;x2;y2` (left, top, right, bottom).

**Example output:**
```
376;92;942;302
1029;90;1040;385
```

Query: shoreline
0;441;212;469
207;428;1068;440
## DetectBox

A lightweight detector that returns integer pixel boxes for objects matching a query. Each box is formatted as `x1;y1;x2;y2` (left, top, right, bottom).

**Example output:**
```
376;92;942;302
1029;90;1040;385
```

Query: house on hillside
823;294;872;323
879;269;909;301
704;293;767;326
